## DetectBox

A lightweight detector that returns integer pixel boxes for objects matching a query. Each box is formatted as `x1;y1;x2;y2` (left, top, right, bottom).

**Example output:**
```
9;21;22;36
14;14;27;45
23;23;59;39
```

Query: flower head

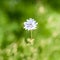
24;18;38;30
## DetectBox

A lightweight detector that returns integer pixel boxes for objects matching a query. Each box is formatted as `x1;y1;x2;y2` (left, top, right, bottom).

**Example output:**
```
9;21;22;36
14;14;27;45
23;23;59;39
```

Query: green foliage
0;0;60;60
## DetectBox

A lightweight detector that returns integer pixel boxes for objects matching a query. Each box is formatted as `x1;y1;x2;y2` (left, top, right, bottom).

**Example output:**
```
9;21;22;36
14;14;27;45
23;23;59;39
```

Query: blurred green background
0;0;60;60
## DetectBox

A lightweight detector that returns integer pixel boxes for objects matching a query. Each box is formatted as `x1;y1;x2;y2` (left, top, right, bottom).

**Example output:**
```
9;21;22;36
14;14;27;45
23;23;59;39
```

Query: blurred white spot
39;6;45;14
52;31;58;37
48;16;53;23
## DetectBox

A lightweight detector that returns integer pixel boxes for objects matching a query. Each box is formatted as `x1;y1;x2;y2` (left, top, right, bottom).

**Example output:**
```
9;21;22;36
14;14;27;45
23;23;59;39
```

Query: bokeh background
0;0;60;60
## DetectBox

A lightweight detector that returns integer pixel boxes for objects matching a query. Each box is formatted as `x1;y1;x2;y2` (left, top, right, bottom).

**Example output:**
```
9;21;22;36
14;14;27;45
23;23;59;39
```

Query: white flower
24;18;38;30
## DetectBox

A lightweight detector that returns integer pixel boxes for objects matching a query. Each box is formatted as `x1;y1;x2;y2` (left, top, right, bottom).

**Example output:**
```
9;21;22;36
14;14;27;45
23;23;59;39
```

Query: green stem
31;30;32;39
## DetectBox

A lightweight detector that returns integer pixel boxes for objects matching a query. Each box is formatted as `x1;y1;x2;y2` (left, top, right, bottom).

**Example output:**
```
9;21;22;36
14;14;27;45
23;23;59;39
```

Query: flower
24;18;38;30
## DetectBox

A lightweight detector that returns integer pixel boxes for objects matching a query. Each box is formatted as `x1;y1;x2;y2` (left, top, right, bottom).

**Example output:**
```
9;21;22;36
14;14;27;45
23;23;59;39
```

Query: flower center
27;23;33;28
